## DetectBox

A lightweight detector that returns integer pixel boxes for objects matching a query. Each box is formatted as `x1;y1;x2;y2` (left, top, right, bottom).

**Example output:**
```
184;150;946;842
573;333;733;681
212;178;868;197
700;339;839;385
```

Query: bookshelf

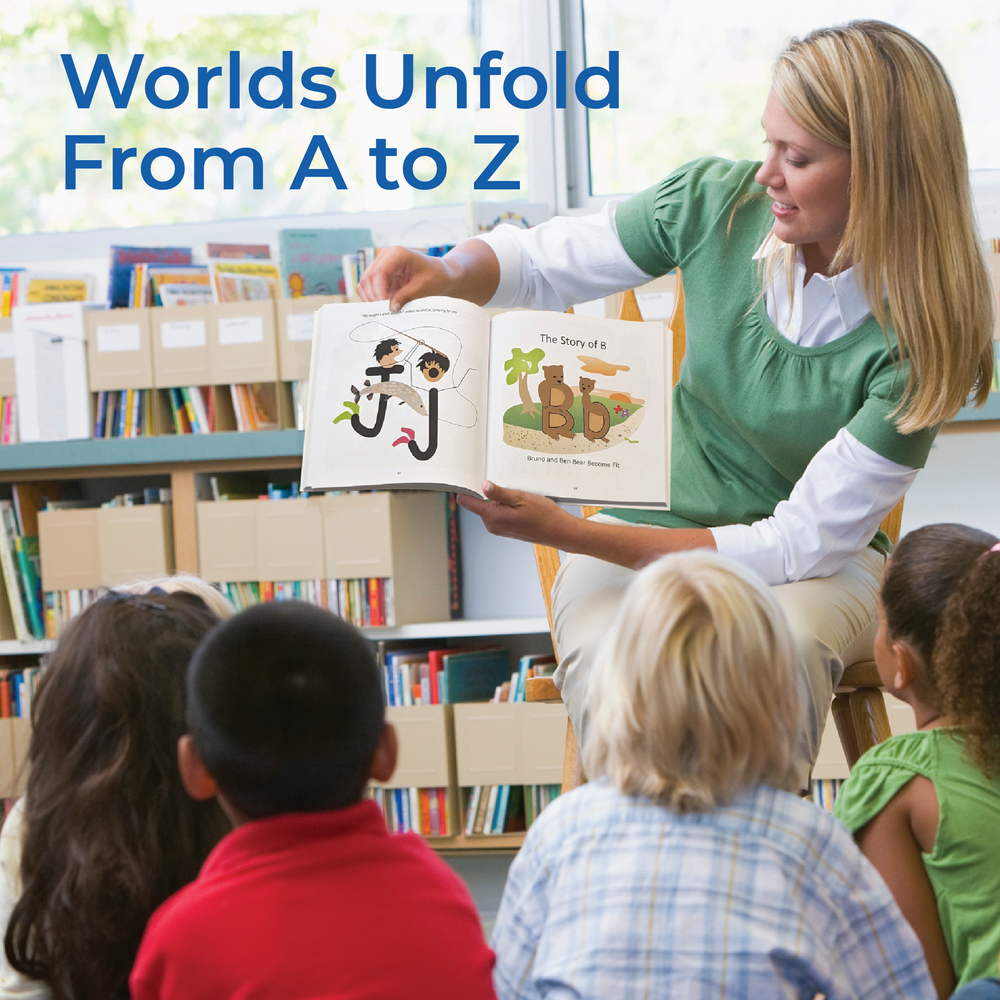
0;428;554;850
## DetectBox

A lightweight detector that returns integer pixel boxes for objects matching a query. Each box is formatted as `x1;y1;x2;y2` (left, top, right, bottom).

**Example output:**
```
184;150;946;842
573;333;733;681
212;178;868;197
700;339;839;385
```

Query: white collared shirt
476;207;917;585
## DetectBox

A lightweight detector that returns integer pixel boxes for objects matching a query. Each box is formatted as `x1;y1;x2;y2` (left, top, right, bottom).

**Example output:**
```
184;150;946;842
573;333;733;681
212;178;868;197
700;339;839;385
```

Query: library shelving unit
0;428;554;851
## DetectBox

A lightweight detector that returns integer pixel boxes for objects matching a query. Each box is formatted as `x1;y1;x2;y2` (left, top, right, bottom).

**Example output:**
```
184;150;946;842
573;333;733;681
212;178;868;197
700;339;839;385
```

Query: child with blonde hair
834;524;1000;997
490;551;934;999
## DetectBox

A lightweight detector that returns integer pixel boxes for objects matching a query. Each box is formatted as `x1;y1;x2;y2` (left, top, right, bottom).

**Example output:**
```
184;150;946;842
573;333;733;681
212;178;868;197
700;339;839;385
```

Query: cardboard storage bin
0;317;15;397
318;492;449;625
151;305;212;388
196;500;261;582
0;718;31;798
196;498;324;583
86;308;154;391
256;498;324;581
38;508;102;591
97;505;174;587
276;295;341;382
209;300;279;385
452;701;568;787
372;704;455;790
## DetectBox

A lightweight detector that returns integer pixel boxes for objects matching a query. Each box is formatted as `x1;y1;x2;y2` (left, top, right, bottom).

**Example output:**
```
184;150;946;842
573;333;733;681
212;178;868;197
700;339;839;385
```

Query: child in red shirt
130;602;497;1000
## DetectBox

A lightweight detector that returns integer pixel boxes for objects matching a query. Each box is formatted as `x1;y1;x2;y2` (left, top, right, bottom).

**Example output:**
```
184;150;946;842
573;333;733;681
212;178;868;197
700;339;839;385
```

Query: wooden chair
526;278;896;794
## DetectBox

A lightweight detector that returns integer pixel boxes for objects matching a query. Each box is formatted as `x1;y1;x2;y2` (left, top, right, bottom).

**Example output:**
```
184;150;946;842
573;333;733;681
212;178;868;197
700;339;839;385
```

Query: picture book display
278;228;373;298
301;298;671;508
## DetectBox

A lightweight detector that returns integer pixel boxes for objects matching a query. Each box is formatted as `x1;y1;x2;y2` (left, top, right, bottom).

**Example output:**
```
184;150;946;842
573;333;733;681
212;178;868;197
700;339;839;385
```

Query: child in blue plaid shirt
491;551;935;1000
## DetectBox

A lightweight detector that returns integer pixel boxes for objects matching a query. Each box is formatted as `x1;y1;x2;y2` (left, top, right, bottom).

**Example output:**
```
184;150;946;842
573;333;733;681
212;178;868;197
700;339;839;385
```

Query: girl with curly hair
834;523;1000;998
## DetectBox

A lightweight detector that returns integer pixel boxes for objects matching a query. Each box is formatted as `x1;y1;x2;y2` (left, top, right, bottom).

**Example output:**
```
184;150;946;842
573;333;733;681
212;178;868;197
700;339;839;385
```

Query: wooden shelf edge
432;832;525;853
0;640;55;655
0;429;305;479
361;617;550;640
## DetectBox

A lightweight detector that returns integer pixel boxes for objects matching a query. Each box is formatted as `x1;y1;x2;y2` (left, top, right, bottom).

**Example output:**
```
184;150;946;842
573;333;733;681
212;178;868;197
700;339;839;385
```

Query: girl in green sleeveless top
834;524;1000;998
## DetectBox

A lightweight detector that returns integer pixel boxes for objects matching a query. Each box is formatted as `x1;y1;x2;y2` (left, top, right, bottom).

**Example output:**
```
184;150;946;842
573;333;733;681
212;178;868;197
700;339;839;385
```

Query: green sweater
834;729;1000;987
608;157;937;537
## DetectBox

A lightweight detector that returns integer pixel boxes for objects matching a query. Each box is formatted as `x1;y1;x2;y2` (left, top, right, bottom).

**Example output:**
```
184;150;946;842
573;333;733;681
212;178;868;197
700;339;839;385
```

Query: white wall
900;427;1000;539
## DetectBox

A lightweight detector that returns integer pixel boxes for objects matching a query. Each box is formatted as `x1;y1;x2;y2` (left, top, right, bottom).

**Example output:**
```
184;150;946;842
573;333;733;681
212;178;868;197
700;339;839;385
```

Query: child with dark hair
373;338;401;366
416;350;449;381
0;589;228;1000
130;601;496;1000
834;524;1000;997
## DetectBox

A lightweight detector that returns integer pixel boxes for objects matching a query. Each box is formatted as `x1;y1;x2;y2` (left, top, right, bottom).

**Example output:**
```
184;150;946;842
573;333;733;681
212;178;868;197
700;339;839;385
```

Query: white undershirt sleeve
709;428;918;585
474;203;652;312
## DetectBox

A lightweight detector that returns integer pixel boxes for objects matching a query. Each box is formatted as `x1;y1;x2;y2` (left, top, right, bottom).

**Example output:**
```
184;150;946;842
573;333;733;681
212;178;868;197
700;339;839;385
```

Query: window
579;0;1000;204
0;0;533;233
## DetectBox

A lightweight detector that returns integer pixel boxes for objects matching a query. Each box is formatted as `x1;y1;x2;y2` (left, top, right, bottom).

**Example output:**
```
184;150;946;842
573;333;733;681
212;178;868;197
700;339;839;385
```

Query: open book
301;297;671;508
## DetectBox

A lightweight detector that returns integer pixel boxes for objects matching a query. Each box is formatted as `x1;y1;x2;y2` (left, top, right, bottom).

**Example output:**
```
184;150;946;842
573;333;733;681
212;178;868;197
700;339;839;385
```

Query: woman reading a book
358;20;995;786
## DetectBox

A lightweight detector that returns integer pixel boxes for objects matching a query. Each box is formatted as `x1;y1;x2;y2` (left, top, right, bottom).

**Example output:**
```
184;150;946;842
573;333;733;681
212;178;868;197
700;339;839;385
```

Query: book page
485;311;670;507
302;298;492;496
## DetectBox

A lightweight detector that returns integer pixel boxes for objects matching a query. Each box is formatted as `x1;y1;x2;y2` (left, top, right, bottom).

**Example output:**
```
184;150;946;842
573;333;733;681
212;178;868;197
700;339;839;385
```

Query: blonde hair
768;20;994;432
583;552;800;813
119;573;235;619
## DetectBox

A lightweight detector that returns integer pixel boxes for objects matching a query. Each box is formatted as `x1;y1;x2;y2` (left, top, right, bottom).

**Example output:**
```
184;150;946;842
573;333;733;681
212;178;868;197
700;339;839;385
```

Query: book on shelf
0;397;17;444
373;644;452;837
466;200;551;235
108;246;192;309
12;301;92;442
229;382;277;431
301;297;672;508
366;785;452;838
278;228;373;298
445;492;462;618
94;388;153;438
206;243;272;260
811;778;844;813
146;265;211;307
0;500;43;641
22;273;93;304
0;666;41;719
1;270;24;317
215;576;388;628
463;652;557;837
291;379;308;430
208;260;281;302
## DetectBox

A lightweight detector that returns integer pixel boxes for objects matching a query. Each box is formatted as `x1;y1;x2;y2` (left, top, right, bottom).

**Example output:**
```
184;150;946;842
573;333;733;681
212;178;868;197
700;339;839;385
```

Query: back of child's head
885;523;1000;777
583;550;799;813
881;523;998;668
118;572;236;619
7;589;229;1000
187;601;384;819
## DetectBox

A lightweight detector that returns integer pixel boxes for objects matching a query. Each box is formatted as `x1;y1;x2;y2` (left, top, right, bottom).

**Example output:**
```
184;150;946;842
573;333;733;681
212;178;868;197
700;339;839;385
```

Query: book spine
180;387;201;434
465;786;481;836
230;383;245;432
427;788;440;836
121;388;132;438
94;391;106;438
189;385;211;435
0;504;29;640
437;788;448;835
14;537;43;640
445;492;463;618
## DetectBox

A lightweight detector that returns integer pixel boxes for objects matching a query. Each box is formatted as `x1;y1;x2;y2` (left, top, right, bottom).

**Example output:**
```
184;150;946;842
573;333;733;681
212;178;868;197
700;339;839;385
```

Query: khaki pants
551;542;885;790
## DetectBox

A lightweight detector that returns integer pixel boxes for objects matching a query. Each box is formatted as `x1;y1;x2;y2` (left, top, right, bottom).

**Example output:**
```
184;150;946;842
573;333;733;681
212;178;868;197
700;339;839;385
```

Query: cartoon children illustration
375;339;402;368
350;338;407;438
404;351;452;461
